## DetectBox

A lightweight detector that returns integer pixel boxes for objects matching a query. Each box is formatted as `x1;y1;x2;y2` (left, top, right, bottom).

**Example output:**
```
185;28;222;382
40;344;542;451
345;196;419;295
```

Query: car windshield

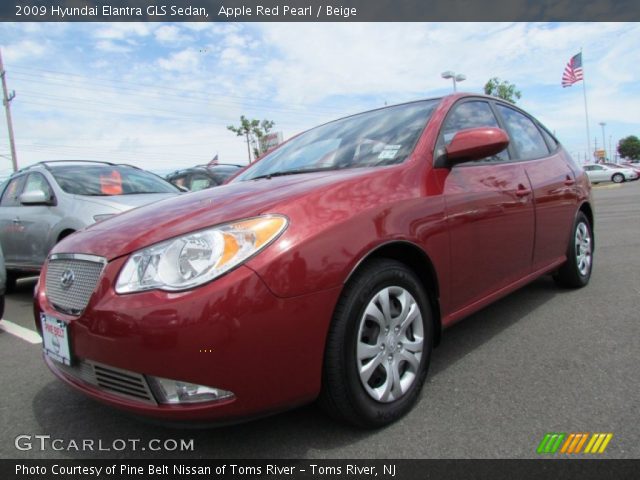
233;100;439;182
49;164;179;195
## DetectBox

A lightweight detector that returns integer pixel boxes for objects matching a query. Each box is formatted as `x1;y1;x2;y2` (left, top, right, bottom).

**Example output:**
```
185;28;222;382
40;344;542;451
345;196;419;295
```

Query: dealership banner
1;0;639;21
2;459;640;480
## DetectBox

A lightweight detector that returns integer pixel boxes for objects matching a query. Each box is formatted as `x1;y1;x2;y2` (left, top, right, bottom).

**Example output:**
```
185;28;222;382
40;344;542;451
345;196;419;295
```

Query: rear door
588;165;607;182
493;103;578;271
440;99;535;314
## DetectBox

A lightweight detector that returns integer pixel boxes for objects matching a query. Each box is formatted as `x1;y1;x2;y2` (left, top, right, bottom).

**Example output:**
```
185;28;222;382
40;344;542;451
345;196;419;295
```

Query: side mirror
445;127;509;164
19;189;51;205
176;185;189;193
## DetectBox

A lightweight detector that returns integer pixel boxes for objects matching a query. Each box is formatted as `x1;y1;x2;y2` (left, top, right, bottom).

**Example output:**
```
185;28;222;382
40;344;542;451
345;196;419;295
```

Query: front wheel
612;173;624;183
319;259;433;428
554;212;593;288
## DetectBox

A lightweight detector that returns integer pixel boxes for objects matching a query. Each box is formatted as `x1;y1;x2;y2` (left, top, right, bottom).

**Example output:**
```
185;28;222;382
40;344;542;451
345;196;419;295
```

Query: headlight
115;215;287;293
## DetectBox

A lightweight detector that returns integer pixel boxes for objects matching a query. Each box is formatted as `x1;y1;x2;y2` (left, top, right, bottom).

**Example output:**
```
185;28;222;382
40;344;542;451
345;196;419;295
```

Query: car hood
75;192;179;212
54;169;367;260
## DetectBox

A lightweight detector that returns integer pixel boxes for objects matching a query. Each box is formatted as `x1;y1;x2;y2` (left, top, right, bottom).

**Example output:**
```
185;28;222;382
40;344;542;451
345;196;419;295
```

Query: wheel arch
57;229;76;242
579;201;594;237
344;241;442;346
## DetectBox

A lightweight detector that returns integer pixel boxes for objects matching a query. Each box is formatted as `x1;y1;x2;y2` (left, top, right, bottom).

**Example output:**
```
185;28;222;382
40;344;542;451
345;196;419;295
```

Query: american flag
208;154;219;166
562;52;584;87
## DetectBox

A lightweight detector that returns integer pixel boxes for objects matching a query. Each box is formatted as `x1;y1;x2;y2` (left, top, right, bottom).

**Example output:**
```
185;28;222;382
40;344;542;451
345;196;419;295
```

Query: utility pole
0;48;18;172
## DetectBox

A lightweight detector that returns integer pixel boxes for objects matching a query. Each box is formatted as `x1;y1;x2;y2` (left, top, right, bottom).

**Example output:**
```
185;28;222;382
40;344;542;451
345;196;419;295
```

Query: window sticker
378;144;402;160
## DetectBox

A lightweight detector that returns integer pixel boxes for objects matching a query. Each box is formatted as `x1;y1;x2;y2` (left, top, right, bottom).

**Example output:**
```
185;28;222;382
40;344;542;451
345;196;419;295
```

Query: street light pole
0;48;18;172
441;71;466;92
599;122;607;161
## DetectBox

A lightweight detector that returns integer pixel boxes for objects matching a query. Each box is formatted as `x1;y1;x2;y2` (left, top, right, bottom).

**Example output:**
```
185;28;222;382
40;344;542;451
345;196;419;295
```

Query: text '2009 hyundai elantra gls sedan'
35;94;593;428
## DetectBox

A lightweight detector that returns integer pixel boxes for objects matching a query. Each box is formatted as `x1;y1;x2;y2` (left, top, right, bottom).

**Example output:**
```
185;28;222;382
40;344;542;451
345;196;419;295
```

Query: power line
10;65;352;115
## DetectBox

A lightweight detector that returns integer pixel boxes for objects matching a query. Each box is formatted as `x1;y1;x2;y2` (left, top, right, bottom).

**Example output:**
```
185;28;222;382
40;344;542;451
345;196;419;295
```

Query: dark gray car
0;161;179;288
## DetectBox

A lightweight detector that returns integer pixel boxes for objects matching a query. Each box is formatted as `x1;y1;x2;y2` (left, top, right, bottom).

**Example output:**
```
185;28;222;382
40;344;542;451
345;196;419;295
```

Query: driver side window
441;101;510;163
0;175;27;207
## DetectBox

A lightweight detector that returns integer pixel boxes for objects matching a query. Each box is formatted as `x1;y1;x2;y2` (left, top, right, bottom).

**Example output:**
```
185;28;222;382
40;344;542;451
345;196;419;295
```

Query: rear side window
440;100;509;163
0;175;26;207
538;124;559;151
496;105;549;160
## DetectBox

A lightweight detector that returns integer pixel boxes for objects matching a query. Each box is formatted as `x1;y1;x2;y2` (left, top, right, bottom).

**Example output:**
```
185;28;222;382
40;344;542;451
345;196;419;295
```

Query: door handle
564;177;576;186
515;186;531;197
12;218;21;224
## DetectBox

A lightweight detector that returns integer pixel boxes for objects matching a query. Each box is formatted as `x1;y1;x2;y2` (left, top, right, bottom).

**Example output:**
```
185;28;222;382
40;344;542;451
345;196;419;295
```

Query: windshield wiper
250;167;335;181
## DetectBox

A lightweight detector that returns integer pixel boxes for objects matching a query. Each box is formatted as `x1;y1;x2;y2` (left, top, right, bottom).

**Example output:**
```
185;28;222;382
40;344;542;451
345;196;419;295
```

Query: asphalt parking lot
0;181;638;460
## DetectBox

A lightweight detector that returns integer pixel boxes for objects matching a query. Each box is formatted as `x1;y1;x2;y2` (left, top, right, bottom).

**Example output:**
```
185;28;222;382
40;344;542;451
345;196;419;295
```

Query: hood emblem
60;269;75;289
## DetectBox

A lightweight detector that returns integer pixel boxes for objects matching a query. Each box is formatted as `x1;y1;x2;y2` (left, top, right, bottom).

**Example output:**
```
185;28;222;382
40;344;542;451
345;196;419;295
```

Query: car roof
12;160;142;177
167;164;243;176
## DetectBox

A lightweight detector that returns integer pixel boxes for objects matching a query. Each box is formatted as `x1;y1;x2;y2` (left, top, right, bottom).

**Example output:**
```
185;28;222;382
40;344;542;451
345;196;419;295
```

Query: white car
583;163;639;184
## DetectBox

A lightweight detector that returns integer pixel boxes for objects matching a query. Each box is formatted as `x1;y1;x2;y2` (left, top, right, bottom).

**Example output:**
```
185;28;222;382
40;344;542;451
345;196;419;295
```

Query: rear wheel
319;259;433;428
554;211;593;288
612;173;624;183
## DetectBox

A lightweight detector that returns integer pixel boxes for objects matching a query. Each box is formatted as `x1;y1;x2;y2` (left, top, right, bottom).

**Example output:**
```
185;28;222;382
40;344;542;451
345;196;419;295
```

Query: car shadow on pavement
30;275;566;459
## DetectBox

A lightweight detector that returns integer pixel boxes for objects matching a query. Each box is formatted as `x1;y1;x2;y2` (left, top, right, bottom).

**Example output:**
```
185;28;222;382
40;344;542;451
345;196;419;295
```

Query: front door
438;99;535;314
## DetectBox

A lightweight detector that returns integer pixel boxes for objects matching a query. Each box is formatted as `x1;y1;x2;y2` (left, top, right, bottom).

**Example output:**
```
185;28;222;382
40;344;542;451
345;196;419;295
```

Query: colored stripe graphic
537;433;565;454
584;433;613;454
563;433;588;454
540;433;613;454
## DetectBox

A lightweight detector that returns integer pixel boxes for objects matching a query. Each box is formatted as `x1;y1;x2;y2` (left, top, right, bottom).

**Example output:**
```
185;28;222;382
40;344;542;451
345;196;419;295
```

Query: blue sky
0;22;639;176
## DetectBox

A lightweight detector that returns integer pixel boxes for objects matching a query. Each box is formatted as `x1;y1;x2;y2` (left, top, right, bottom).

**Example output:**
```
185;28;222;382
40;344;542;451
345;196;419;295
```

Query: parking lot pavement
1;181;638;459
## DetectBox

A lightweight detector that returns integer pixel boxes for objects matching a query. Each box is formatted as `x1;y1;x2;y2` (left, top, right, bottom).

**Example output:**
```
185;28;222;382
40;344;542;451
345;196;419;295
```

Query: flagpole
581;48;591;162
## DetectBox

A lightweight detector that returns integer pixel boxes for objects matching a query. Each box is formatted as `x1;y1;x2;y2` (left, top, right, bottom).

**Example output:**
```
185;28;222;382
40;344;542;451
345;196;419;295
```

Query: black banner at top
1;0;639;22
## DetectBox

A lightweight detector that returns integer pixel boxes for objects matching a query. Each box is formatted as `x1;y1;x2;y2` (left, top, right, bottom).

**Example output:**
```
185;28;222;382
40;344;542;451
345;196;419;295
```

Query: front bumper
35;257;341;423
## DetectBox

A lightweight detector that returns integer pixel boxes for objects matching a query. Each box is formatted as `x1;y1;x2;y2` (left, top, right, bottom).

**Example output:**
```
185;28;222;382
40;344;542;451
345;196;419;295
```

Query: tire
319;258;433;428
612;173;624;183
553;211;593;288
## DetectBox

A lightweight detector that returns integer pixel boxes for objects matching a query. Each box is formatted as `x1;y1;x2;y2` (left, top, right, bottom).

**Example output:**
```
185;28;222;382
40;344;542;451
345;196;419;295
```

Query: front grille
45;254;106;315
54;358;157;405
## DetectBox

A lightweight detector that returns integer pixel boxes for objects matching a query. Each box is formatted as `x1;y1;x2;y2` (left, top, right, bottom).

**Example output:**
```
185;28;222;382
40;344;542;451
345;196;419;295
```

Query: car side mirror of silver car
19;189;52;206
445;127;510;165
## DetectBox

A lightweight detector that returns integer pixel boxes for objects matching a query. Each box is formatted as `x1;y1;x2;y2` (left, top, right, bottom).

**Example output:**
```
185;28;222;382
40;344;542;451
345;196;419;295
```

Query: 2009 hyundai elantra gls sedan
35;94;593;427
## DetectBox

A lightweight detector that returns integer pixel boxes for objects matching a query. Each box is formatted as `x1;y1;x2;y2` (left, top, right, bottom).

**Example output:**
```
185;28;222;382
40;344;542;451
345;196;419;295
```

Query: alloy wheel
356;286;424;403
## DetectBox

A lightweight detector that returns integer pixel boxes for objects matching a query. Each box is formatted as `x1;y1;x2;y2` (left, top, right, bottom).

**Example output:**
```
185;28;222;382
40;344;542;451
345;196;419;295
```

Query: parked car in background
607;162;640;176
583;163;638;183
166;164;243;191
35;94;593;428
0;161;180;289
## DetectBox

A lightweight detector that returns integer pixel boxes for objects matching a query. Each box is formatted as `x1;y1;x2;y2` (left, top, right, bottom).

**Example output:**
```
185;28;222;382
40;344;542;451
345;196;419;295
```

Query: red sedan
34;94;593;428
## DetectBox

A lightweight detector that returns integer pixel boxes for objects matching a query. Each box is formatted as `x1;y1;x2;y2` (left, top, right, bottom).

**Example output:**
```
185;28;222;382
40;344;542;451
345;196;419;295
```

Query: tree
484;77;522;104
617;135;640;161
227;116;276;162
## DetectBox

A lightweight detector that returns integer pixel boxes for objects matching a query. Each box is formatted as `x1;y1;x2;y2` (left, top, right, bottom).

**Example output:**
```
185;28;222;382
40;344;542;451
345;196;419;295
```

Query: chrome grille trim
45;254;106;315
53;358;157;405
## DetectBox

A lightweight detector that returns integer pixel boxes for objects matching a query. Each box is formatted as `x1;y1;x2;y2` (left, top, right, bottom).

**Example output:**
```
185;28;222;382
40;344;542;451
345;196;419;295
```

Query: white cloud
154;25;188;44
94;23;152;40
157;48;200;71
3;39;47;62
95;40;132;53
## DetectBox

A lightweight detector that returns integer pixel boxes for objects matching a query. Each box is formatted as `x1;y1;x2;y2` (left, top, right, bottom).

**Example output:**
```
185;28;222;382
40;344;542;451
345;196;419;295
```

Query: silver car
583;163;639;183
0;161;179;289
